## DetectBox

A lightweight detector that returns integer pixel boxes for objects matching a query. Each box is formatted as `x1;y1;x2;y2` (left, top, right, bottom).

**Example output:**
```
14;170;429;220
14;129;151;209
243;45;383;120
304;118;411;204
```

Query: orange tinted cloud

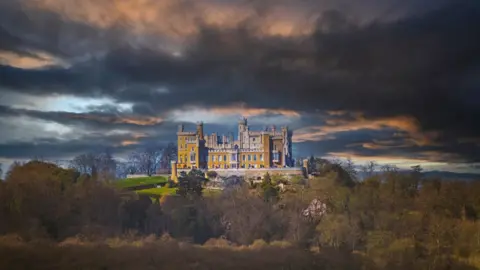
119;132;148;146
210;104;301;118
67;113;163;126
294;113;440;147
0;50;67;69
348;139;414;150
26;0;314;42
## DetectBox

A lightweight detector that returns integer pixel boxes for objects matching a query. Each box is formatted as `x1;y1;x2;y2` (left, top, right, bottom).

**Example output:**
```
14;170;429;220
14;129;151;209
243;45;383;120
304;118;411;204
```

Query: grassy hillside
136;186;177;196
115;175;168;189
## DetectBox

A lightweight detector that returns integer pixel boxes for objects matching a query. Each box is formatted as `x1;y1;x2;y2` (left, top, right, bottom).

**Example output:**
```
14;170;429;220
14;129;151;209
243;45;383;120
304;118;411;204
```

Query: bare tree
361;161;377;178
159;143;177;170
70;149;117;181
381;164;399;174
343;158;358;181
96;149;117;181
70;153;97;175
128;147;163;176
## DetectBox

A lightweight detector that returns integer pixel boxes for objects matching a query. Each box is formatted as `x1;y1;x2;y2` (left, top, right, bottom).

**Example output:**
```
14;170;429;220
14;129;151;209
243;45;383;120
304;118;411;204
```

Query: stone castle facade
176;118;294;170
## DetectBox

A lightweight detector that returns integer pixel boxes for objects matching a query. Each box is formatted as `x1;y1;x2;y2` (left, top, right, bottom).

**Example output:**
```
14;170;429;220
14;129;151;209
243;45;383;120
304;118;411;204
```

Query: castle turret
171;160;178;183
196;122;204;140
303;159;309;177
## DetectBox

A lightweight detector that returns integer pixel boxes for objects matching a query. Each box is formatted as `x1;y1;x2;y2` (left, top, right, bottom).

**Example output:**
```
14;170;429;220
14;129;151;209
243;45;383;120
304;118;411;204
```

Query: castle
176;118;294;170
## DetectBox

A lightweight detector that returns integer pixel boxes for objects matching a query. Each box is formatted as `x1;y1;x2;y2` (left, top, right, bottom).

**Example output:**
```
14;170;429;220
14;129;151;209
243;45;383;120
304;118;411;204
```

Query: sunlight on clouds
167;105;300;124
26;0;314;48
119;132;148;146
65;113;163;126
327;150;477;173
0;90;48;111
0;50;68;69
294;113;440;147
0;116;73;143
46;95;133;113
0;90;134;114
327;151;449;171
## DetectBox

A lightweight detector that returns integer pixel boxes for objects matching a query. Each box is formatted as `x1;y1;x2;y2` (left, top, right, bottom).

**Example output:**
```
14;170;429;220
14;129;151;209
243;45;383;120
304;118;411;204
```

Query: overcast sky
0;0;479;173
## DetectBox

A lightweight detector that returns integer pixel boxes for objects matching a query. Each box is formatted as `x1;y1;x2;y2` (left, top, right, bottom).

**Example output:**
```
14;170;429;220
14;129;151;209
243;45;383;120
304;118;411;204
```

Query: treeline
16;144;178;181
1;159;480;269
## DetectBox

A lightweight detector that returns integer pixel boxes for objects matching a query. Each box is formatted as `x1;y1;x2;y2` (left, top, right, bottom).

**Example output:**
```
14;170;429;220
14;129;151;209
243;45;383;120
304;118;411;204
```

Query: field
136;186;178;196
114;175;168;189
115;175;223;201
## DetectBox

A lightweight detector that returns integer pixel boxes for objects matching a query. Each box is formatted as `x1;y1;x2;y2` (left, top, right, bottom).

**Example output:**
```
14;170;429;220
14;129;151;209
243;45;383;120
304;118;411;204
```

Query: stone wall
178;167;305;179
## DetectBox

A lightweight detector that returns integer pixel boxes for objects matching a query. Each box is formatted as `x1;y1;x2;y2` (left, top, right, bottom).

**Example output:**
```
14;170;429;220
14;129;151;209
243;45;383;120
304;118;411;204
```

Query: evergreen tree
260;173;279;202
177;169;205;198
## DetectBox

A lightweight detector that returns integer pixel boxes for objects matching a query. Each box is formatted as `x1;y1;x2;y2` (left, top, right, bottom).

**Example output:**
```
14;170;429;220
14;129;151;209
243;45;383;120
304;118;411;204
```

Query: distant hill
422;170;480;181
356;170;480;181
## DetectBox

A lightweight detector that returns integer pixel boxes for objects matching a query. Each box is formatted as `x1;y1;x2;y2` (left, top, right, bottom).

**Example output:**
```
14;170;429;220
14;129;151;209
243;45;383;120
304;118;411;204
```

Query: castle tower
196;122;204;140
238;117;248;149
303;159;309;177
178;124;184;132
171;160;178;183
238;117;247;132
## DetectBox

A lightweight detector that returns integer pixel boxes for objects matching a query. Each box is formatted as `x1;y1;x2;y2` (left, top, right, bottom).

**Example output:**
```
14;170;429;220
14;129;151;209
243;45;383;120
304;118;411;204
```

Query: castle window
219;155;222;162
224;155;227;162
253;154;257;161
260;154;263;161
190;152;196;162
248;155;251;161
191;147;194;151
242;155;246;161
212;155;216;162
180;157;183;163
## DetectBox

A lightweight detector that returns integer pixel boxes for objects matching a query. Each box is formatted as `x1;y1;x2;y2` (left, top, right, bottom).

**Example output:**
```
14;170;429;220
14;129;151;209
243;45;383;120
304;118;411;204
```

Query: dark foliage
1;160;480;269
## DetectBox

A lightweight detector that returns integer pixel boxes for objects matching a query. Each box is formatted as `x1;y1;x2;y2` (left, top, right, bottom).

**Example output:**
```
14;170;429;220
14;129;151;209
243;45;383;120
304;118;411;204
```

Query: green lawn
115;176;168;189
136;186;178;196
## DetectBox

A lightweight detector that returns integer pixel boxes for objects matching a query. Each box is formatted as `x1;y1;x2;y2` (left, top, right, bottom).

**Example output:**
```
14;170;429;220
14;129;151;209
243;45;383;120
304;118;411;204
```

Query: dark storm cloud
0;0;123;58
1;0;479;164
0;134;155;159
0;105;163;130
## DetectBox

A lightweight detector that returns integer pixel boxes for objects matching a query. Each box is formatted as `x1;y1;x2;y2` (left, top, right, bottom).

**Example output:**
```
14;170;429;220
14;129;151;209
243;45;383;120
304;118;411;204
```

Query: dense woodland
1;152;480;269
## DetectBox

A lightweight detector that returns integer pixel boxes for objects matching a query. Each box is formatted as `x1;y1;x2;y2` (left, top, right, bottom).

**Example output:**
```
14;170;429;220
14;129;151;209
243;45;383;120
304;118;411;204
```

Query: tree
261;173;279;202
177;169;205;198
69;150;117;181
343;158;358;181
128;147;163;176
159;143;177;170
361;161;378;178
